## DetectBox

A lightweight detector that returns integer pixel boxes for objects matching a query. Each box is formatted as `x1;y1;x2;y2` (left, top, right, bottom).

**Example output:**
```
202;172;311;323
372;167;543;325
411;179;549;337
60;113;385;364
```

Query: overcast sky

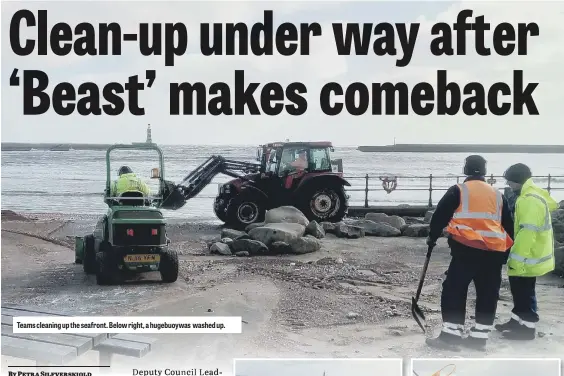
412;358;561;376
235;359;402;376
2;1;563;146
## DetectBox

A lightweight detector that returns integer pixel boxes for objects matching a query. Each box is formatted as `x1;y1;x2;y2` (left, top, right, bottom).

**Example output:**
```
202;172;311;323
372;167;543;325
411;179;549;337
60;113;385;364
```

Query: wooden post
547;174;551;194
428;174;433;207
364;174;369;208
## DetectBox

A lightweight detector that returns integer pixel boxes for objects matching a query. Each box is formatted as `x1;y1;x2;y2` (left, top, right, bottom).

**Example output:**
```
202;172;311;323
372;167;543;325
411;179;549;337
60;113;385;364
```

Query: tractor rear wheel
83;235;97;275
226;195;266;230
95;242;120;285
159;249;179;283
299;183;347;223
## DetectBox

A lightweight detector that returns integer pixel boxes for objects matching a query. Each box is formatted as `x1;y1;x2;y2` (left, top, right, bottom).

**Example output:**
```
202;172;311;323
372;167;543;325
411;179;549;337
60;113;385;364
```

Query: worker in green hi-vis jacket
496;163;557;341
111;166;151;198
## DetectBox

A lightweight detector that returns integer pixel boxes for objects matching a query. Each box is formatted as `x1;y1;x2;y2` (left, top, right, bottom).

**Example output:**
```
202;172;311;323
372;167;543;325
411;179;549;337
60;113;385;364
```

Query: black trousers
509;276;539;323
441;253;503;328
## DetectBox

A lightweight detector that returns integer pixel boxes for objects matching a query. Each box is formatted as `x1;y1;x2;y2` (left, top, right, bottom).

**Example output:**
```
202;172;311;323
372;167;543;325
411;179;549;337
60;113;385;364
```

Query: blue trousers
441;254;502;327
509;276;539;323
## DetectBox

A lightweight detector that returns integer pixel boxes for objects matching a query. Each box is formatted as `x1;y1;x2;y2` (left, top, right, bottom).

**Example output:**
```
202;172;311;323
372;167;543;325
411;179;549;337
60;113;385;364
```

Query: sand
1;212;563;372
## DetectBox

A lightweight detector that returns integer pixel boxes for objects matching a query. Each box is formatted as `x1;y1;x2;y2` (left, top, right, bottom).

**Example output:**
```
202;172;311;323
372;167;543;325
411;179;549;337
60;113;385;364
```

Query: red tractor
214;141;349;229
159;141;350;229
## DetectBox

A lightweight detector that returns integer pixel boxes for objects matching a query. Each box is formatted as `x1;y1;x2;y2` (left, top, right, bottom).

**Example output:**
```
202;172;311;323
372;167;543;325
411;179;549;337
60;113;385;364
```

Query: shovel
411;244;434;333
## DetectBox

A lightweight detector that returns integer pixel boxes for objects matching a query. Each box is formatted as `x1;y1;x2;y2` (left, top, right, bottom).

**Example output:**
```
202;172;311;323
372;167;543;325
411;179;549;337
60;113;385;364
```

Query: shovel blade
411;296;426;333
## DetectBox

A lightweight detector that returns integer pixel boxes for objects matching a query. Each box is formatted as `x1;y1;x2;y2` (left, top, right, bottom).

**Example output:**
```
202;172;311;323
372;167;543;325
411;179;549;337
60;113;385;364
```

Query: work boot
425;332;462;352
495;318;521;332
460;336;487;352
502;326;536;341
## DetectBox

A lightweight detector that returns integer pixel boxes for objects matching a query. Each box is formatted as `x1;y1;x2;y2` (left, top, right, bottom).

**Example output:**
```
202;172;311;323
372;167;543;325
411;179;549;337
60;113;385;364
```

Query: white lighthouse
146;124;153;143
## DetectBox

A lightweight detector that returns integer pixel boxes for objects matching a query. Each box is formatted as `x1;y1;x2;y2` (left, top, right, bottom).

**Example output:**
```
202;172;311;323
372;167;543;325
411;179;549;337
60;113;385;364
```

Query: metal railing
344;174;564;208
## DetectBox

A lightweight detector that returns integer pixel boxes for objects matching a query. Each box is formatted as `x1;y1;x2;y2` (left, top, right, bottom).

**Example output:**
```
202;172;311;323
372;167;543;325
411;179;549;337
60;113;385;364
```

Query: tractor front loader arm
158;155;261;210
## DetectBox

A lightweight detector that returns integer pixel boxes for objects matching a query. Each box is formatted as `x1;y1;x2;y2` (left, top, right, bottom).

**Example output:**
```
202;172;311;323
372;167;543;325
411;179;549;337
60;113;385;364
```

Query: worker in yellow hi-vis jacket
111;166;151;198
496;163;557;340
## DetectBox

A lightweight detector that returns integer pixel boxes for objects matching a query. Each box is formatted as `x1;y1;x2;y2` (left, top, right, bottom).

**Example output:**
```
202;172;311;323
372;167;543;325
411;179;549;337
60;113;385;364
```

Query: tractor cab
257;141;343;177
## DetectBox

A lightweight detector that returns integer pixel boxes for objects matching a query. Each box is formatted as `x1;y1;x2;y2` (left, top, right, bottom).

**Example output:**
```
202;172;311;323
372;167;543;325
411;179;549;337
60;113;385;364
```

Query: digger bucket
411;245;434;333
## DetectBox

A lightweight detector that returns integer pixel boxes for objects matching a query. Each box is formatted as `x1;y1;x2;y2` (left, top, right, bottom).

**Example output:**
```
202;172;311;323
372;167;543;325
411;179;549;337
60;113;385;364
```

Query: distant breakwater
358;144;564;154
1;143;113;151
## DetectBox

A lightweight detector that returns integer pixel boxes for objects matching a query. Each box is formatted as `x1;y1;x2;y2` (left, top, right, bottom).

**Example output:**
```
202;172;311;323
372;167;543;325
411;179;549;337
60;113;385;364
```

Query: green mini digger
74;144;179;285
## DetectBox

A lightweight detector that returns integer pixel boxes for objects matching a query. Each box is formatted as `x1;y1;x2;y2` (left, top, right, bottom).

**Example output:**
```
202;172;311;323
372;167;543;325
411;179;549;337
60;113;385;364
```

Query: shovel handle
414;245;434;301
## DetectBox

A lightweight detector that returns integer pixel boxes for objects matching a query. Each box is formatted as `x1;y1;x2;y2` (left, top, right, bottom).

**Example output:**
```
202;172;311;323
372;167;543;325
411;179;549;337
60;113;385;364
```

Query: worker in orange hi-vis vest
424;155;515;352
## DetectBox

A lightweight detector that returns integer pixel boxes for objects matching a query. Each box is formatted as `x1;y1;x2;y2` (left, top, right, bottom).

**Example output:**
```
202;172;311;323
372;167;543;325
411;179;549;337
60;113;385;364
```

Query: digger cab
257;141;343;176
104;144;166;208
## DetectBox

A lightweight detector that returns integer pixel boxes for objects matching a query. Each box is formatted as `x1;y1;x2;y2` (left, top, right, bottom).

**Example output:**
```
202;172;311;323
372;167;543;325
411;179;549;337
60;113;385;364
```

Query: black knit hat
118;165;133;176
463;155;487;176
504;163;532;184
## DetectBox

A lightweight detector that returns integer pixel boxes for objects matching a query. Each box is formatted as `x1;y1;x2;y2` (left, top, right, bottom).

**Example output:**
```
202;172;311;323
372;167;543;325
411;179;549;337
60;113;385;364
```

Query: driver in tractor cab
290;149;308;171
111;166;151;199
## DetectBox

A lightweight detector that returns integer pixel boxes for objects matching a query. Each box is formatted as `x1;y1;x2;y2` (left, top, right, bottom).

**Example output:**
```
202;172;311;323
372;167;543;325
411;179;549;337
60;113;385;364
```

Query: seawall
358;144;564;153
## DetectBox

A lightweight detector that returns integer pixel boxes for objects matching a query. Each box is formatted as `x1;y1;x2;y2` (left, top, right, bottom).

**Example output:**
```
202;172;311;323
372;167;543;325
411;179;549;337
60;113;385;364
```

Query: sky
1;1;563;146
412;358;561;376
234;358;402;376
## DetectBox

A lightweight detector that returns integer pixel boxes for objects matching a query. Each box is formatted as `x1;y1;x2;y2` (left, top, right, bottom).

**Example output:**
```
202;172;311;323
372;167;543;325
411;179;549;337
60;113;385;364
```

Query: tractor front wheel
213;196;229;223
300;184;347;223
226;195;265;230
83;235;97;274
159;249;179;283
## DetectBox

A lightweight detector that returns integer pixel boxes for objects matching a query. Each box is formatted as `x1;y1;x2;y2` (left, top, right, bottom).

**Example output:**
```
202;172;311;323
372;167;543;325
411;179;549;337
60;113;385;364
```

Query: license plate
124;254;160;263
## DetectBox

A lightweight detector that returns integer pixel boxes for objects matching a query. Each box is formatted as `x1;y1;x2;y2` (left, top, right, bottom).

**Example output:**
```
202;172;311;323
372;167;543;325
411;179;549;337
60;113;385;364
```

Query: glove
426;236;436;247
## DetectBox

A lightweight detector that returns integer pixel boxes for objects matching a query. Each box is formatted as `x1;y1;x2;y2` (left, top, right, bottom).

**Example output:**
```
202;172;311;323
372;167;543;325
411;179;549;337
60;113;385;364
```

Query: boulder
245;222;265;232
552;209;564;222
248;223;306;245
289;235;322;254
235;251;250;257
209;242;232;256
221;228;245;239
424;210;435;224
364;213;406;230
555;246;564;276
336;223;365;239
220;237;233;244
402;224;431;237
321;221;339;234
403;216;425;225
230;239;269;255
305;220;325;239
553;222;564;244
269;241;293;254
264;206;309;226
560;200;564;209
350;219;401;237
553;210;564;244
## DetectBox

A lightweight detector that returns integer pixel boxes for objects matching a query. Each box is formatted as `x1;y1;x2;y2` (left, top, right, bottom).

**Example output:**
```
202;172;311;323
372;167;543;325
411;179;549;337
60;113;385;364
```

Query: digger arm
158;155;261;210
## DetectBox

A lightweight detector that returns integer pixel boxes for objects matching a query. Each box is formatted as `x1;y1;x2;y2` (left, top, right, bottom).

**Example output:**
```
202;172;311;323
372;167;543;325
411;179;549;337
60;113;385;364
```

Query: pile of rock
553;200;564;276
322;211;437;239
209;206;325;257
